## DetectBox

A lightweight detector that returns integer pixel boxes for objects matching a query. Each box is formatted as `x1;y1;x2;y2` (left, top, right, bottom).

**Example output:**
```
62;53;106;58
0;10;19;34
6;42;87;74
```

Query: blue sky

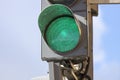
0;0;120;80
100;5;120;61
93;5;120;80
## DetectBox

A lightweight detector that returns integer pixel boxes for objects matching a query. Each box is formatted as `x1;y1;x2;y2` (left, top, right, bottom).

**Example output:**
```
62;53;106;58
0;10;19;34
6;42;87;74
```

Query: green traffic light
38;4;81;53
45;16;80;53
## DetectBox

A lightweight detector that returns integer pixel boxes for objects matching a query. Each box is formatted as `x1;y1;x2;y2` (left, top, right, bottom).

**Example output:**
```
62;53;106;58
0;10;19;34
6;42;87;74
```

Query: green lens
45;16;80;53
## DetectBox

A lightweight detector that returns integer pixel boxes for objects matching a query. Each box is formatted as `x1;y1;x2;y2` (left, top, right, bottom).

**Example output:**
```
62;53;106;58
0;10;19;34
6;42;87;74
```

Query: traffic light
38;0;88;61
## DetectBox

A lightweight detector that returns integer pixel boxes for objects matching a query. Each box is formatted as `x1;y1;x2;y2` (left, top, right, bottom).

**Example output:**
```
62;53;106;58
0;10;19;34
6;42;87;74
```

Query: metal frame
90;0;120;4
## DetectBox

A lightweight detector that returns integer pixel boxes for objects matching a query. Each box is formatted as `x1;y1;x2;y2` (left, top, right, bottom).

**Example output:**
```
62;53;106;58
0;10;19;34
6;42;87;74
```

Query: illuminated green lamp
38;4;81;53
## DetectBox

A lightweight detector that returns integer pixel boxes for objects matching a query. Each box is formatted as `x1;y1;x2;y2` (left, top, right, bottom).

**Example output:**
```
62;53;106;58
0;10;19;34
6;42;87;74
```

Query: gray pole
49;62;63;80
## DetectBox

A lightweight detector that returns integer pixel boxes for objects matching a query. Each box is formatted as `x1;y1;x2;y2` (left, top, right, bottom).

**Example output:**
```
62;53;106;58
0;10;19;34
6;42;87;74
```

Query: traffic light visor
48;0;77;6
38;4;81;53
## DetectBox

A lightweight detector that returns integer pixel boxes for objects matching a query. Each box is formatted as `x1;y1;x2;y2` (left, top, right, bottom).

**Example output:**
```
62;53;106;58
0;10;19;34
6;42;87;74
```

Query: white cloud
32;75;49;80
93;9;120;80
94;61;120;80
93;9;107;64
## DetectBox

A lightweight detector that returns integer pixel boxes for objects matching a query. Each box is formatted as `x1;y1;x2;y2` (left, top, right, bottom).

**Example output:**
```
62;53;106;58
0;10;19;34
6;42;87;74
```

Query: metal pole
49;62;63;80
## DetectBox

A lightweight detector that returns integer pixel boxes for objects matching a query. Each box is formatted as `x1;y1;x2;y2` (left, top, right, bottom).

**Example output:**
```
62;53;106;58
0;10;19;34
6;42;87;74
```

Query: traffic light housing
38;0;87;61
